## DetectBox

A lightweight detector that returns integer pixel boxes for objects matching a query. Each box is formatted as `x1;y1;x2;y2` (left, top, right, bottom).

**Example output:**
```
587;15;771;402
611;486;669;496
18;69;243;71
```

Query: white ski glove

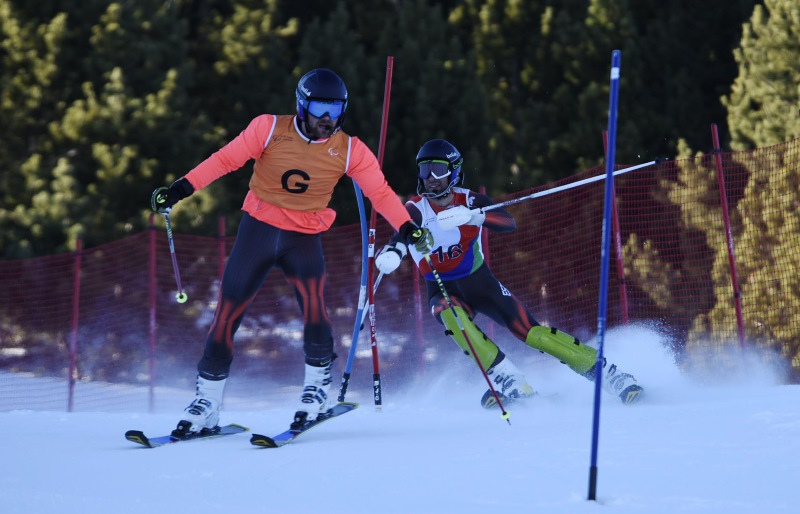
375;241;408;275
436;205;486;231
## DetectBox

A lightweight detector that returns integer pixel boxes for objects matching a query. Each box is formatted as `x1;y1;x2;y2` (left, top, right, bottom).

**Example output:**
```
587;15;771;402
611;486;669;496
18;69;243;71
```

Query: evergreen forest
2;0;799;259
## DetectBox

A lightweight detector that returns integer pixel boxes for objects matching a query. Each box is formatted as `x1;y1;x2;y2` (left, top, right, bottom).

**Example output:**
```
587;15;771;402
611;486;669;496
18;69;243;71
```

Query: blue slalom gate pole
588;49;621;501
338;182;369;401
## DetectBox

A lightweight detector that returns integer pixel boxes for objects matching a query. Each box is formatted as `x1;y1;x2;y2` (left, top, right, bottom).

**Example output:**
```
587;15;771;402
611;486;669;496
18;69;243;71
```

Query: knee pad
524;325;596;375
440;307;500;369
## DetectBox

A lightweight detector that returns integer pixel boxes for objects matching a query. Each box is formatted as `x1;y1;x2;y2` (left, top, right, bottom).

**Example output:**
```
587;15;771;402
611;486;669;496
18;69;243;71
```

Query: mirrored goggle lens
418;161;451;180
307;100;345;120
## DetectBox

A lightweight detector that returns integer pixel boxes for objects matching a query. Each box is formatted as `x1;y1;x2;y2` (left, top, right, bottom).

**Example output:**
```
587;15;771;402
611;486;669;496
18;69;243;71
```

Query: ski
250;402;358;448
125;423;249;448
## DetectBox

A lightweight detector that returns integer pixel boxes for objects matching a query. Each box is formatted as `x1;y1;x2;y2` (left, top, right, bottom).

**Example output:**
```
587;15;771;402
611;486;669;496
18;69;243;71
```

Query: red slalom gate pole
711;123;746;350
366;56;395;409
68;237;83;412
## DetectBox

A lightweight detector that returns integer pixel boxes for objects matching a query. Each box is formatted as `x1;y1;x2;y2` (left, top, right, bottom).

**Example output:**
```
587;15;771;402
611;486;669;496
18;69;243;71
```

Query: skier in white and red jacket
376;139;644;408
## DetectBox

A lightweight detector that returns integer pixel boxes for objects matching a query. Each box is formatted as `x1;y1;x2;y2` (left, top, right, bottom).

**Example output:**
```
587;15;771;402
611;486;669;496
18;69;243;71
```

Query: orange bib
249;115;351;212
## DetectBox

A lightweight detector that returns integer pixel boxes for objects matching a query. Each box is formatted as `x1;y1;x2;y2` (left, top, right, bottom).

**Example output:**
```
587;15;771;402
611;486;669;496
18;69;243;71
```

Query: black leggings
198;212;333;379
426;264;540;341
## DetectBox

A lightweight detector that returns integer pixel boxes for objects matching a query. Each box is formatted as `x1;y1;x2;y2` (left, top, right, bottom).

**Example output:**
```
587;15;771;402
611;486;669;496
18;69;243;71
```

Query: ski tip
125;430;154;448
480;390;507;409
250;434;279;448
620;385;644;405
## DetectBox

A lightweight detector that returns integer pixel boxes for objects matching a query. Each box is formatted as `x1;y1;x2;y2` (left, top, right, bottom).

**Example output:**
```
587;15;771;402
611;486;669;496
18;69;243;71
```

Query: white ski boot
173;376;226;436
481;355;536;408
293;359;334;427
588;359;643;404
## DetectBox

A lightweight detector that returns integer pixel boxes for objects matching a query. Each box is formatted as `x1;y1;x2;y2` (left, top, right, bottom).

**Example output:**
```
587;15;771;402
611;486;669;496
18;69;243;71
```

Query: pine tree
3;1;200;256
450;0;639;192
0;2;67;257
173;0;301;237
708;0;800;376
368;0;490;197
617;141;719;353
723;0;800;150
623;0;758;158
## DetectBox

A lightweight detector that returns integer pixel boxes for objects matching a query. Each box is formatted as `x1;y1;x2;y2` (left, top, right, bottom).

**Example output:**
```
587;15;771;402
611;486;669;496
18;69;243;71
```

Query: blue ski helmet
415;139;464;198
296;68;348;131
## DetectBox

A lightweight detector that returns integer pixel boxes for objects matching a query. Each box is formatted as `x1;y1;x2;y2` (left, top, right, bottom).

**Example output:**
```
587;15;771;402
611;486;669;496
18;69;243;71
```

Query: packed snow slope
1;325;797;514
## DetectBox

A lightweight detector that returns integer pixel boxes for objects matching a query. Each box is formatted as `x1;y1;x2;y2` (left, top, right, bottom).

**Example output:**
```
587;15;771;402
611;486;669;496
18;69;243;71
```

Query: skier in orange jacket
151;68;432;435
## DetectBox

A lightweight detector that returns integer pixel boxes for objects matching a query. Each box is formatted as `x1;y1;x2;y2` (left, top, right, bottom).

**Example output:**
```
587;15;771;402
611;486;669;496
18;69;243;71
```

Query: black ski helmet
296;68;348;131
415;139;464;198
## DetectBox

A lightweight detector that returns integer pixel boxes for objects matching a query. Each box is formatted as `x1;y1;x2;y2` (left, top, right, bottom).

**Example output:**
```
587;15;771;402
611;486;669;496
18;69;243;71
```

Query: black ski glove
399;221;434;254
151;178;194;214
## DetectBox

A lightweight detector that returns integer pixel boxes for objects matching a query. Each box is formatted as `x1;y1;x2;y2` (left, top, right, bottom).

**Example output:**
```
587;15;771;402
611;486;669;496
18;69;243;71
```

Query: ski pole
358;272;384;330
417;232;510;424
163;211;188;304
436;160;666;231
485;160;662;212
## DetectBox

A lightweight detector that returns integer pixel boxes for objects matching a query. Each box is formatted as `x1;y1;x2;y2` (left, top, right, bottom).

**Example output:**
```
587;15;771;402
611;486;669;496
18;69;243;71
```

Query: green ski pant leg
525;326;596;376
440;307;500;370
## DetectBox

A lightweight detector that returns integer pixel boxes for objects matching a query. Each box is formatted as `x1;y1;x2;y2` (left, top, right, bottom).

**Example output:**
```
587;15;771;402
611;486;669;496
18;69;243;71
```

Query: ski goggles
306;100;345;120
418;160;452;180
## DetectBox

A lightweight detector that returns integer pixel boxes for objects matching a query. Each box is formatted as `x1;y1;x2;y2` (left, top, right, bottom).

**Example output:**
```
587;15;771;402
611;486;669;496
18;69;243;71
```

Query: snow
1;325;798;514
